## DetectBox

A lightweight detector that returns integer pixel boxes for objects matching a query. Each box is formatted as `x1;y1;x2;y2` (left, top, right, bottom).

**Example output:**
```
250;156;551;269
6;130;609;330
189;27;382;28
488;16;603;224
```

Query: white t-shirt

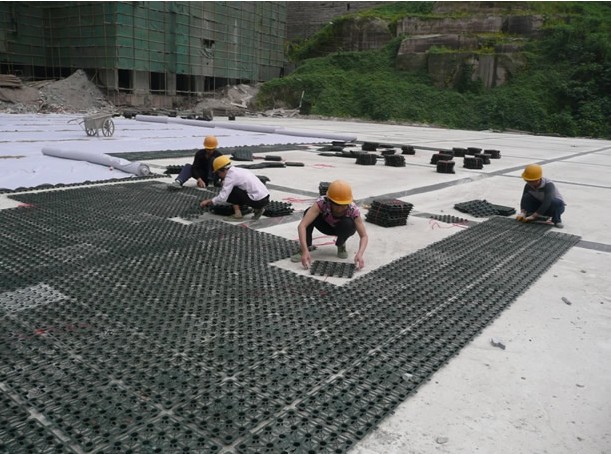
212;166;269;205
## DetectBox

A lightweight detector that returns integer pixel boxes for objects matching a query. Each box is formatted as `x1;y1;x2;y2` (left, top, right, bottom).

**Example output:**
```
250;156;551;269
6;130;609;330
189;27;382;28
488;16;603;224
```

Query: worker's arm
353;216;368;270
532;181;556;217
296;204;320;269
191;150;207;182
211;171;236;205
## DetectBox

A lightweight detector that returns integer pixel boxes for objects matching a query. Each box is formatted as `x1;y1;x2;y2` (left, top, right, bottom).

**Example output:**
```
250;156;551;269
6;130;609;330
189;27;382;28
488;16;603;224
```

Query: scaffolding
0;1;286;97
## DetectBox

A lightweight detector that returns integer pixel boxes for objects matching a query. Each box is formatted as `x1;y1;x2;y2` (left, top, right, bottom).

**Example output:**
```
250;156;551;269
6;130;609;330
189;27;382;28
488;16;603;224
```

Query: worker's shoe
224;213;244;222
167;180;183;191
554;221;564;229
290;246;316;262
337;244;348;259
252;208;264;221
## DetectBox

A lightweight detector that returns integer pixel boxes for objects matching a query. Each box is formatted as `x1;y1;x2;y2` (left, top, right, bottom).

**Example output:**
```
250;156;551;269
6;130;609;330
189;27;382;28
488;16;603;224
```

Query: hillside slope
255;1;610;138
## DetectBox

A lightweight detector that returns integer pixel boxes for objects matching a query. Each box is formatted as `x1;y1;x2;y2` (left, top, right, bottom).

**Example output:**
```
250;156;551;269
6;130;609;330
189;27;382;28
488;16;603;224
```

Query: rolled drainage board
310;260;356;278
0;184;581;453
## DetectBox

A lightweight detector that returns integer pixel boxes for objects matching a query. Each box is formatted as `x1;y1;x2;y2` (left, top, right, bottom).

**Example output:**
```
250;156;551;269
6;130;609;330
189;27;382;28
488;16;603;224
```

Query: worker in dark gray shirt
168;135;222;190
517;164;566;228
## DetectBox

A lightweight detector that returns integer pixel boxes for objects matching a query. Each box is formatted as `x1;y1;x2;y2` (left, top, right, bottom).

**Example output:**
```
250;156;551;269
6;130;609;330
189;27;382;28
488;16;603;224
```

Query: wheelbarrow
69;112;115;137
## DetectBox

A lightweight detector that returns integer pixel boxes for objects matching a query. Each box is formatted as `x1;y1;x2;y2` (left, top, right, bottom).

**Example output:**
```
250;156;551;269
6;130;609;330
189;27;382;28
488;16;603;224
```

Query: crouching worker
168;135;222;190
292;180;368;270
517;164;566;228
199;155;270;222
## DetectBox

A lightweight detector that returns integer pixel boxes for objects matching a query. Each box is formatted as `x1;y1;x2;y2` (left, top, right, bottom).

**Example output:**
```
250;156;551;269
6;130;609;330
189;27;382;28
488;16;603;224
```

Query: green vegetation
258;1;610;138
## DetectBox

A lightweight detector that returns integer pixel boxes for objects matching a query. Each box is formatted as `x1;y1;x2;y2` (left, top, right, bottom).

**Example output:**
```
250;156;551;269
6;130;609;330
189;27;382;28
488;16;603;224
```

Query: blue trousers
520;193;565;223
176;164;218;186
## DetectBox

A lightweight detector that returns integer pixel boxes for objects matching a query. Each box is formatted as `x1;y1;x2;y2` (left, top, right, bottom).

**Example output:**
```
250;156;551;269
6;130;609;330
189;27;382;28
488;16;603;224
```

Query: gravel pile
0;69;114;114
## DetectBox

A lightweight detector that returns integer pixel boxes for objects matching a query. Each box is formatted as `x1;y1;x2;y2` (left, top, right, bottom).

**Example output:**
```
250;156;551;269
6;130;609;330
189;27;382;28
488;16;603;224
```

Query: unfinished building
0;1;286;107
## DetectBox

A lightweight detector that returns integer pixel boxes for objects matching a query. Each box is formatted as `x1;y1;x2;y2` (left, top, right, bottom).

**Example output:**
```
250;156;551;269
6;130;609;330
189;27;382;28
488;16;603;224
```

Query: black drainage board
0;182;581;453
310;261;356;278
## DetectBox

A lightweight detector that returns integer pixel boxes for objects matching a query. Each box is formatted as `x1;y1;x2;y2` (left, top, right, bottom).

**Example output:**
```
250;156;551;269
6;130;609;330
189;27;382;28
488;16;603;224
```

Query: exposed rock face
397;14;543;37
425;52;526;89
286;2;388;41
395;12;541;88
398;34;479;54
397;16;503;35
335;17;393;52
503;15;545;35
286;1;544;90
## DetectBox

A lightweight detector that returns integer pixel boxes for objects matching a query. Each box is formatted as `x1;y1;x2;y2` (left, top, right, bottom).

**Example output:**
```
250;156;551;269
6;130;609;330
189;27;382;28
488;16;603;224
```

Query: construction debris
490;337;506;350
0;74;22;87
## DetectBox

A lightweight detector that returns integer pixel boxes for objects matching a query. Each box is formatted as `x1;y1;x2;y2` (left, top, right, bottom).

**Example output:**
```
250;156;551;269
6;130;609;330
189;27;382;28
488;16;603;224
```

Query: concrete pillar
194;75;206;93
166;73;176;96
133;71;149;95
98;69;118;91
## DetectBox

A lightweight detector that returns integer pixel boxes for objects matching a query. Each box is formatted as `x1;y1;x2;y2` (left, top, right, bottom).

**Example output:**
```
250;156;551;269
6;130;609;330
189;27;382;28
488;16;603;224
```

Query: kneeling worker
199;155;270;221
517;164;566;228
168;135;222;190
292;179;368;270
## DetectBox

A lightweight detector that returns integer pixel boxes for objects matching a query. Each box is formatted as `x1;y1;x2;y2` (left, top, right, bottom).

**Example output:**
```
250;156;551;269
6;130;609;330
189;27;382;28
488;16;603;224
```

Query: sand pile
0;69;114;114
39;69;114;113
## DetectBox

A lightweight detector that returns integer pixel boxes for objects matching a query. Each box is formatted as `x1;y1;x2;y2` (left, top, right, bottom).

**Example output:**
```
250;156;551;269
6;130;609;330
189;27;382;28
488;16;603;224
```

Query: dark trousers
305;209;357;247
176;164;218;186
227;188;269;209
520;193;565;223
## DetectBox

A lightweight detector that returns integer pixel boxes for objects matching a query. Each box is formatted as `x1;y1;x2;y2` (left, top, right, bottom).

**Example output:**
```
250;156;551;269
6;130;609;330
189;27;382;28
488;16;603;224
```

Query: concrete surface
0;113;609;453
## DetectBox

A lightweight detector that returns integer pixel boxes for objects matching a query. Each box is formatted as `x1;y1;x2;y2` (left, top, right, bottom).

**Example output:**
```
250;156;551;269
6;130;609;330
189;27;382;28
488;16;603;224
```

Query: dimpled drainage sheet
0;181;581;454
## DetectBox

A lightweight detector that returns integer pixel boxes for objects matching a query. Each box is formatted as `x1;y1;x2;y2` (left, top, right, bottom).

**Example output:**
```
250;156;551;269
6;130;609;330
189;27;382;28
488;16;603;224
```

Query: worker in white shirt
199;155;270;222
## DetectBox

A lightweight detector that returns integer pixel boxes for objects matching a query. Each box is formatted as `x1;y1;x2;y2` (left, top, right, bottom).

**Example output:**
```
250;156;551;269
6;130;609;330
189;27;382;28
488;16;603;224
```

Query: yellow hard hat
212;155;232;172
326;180;353;205
203;135;218;150
522;164;542;181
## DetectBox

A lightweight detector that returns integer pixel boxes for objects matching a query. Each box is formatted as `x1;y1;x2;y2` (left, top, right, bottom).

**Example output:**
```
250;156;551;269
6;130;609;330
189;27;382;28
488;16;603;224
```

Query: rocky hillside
288;2;553;89
260;1;610;138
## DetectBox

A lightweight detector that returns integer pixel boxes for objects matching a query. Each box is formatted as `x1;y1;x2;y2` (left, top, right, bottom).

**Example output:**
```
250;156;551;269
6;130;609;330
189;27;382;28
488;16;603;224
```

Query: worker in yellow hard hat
199;155;270;222
168;135;222;190
291;179;368;270
517;164;566;228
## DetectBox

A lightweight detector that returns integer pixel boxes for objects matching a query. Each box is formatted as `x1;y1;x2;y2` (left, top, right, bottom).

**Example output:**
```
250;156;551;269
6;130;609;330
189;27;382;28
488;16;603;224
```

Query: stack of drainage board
384;153;406;167
462;146;502;169
263;201;294;217
319;181;330;196
356;142;415;166
401;145;416;155
366;198;413;227
431;151;455;174
355;154;378;165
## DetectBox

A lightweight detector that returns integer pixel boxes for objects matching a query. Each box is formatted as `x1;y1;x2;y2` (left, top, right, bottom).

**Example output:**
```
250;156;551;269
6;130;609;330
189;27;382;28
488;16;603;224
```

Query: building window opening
202;39;215;59
176;74;195;94
150;72;165;93
118;69;132;92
